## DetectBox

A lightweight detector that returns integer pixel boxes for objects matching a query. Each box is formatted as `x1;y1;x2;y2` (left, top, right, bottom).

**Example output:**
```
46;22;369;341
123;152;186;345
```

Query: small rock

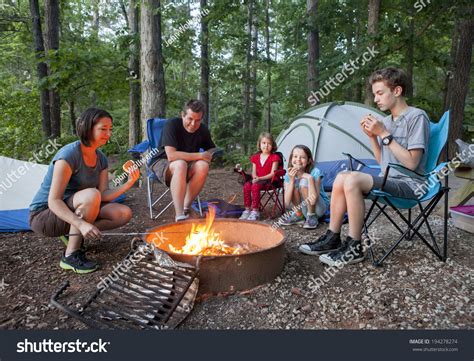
291;287;304;297
302;304;312;313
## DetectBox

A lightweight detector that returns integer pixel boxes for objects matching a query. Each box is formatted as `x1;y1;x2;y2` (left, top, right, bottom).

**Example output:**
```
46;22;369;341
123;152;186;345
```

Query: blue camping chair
128;118;203;220
345;111;450;266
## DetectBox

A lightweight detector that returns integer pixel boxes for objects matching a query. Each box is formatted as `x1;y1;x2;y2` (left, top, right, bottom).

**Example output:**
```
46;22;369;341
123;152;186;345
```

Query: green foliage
0;0;472;166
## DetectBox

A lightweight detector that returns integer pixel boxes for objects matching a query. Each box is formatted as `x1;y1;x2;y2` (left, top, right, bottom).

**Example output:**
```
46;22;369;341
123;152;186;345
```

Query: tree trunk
364;0;380;106
29;0;51;138
443;24;459;112
199;0;210;127
92;0;99;37
128;0;140;147
242;0;253;152
446;8;473;158
405;7;414;100
44;0;61;138
249;1;258;134
140;0;166;138
264;0;271;132
68;100;76;135
307;0;319;97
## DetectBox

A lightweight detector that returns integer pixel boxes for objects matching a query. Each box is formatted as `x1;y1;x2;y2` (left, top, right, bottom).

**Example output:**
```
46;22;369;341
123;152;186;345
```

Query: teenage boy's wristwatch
382;134;394;146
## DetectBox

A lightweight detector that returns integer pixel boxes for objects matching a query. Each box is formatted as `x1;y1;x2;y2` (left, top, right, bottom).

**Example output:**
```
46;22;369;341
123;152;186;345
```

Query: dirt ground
0;167;472;330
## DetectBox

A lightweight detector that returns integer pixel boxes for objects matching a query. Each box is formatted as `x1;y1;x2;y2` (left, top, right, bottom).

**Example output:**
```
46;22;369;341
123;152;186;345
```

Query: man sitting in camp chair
299;67;430;266
150;99;216;222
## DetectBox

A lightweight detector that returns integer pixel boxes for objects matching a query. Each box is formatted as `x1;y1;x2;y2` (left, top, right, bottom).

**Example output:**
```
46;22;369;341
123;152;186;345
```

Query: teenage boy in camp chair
299;67;430;266
150;99;216;222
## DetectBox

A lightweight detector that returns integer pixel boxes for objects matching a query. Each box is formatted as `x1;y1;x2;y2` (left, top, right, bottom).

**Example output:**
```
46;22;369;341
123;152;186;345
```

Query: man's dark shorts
29;196;107;237
370;176;417;199
151;158;195;187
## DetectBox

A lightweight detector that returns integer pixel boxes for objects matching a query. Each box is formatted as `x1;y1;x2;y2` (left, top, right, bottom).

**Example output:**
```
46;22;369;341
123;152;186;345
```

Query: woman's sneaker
59;235;69;246
247;210;260;221
280;212;305;226
298;229;341;255
303;214;319;229
319;237;365;266
60;250;98;274
239;209;251;220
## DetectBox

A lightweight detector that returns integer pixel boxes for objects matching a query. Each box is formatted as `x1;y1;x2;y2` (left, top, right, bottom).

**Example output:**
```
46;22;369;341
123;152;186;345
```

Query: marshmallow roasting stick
65;160;193;237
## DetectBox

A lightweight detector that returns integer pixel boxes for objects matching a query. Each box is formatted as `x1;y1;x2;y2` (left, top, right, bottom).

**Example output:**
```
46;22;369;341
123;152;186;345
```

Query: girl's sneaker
280;212;305;226
239;209;251;220
247;210;260;221
303;214;319;229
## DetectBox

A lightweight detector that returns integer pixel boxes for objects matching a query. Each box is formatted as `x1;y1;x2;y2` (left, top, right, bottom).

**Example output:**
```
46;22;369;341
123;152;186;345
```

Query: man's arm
165;146;212;163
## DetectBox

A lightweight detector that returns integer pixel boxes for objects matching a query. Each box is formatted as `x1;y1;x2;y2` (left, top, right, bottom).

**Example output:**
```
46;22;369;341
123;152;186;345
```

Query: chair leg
147;177;154;219
372;195;445;266
406;209;412;240
154;201;173;220
197;195;203;217
443;187;449;261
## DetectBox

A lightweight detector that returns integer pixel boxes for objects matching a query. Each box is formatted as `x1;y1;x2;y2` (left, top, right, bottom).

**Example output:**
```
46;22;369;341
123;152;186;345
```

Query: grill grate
51;242;199;330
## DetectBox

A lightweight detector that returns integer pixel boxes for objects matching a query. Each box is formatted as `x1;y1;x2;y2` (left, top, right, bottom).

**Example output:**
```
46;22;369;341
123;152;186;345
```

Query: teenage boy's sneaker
239;209;251;220
60;250;98;274
247;210;260;221
319;237;365;267
298;229;341;255
303;214;319;229
280;212;305;226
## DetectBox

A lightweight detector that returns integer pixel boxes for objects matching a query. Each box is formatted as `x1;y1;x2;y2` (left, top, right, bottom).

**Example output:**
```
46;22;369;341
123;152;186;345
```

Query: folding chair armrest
271;169;286;183
430;162;450;175
128;140;150;155
343;152;368;171
386;163;426;181
206;147;224;161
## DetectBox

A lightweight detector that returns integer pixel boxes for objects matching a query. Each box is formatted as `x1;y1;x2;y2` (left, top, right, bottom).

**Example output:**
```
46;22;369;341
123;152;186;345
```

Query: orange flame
169;207;248;255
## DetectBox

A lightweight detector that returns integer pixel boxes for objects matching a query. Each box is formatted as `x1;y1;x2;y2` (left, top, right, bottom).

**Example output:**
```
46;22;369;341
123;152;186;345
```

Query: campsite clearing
0;168;472;330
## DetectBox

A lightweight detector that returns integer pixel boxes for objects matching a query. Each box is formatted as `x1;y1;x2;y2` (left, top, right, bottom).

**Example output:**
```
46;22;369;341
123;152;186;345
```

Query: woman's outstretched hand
78;221;102;241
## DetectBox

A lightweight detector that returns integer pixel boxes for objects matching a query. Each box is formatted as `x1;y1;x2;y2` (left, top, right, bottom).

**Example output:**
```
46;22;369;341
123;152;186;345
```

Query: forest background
0;0;472;172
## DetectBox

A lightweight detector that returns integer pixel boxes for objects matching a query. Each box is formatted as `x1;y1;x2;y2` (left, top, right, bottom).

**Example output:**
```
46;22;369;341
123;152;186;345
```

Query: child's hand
252;176;260;183
288;167;298;179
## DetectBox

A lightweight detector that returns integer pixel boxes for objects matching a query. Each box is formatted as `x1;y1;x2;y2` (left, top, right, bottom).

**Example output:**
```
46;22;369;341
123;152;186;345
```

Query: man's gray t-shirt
29;141;108;211
378;106;430;192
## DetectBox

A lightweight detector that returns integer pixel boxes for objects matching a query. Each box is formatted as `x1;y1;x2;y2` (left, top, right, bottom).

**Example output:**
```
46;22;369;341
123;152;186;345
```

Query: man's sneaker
60;250;98;274
175;214;189;222
239;209;251;220
298;229;341;255
319;237;365;266
303;214;319;229
247;210;260;221
280;212;305;226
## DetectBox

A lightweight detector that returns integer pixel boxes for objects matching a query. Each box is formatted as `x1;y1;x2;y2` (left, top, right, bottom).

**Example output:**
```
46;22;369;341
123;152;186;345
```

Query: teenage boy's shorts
29;196;107;237
370;176;417;199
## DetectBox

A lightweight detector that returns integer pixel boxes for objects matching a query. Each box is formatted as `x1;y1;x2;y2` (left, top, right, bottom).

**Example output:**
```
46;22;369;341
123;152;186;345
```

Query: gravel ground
0;168;472;330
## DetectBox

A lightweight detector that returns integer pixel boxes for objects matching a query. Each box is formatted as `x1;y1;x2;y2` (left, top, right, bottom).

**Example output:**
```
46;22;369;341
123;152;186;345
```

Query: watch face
383;137;389;145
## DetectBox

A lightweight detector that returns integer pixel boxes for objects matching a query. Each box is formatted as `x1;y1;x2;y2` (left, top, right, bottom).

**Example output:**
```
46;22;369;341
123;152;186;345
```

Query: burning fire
169;207;251;256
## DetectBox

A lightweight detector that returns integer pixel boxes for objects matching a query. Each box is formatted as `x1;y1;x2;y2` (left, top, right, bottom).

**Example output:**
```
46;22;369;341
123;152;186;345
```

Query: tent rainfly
276;101;385;191
0;156;48;232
